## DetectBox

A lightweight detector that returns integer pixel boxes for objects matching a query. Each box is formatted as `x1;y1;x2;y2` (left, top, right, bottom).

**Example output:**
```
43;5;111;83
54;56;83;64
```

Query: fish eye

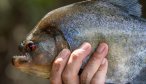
26;41;36;52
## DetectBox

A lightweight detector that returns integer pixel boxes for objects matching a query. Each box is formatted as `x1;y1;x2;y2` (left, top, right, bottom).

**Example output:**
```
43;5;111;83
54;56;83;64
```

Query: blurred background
0;0;146;84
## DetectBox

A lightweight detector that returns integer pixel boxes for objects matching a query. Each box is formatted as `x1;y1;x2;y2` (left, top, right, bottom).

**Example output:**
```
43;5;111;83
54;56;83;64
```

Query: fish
12;0;146;84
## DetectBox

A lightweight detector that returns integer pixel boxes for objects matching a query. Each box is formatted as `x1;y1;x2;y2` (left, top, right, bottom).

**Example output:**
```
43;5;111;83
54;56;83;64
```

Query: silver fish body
12;0;146;84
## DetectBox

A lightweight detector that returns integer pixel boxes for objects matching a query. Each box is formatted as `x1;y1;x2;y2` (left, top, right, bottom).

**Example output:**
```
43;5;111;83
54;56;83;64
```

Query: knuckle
71;53;79;61
52;58;63;72
53;59;62;67
71;49;85;59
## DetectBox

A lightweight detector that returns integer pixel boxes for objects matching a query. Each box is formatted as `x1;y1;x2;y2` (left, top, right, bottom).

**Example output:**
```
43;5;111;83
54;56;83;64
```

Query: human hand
50;42;108;84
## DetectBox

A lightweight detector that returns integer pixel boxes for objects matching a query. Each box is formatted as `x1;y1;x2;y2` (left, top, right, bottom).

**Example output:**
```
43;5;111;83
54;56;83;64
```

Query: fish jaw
12;54;52;79
12;54;31;67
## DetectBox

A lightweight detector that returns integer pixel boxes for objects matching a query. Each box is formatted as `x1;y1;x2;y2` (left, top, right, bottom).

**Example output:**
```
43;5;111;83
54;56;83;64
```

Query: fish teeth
13;55;26;58
13;55;18;58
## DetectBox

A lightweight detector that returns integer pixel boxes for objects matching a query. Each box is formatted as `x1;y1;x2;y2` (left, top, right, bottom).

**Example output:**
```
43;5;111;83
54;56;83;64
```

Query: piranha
12;0;146;83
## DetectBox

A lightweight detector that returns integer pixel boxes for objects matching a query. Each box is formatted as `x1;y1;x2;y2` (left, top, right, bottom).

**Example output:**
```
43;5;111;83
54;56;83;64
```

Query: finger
62;42;92;84
91;58;108;84
50;49;71;84
80;43;108;84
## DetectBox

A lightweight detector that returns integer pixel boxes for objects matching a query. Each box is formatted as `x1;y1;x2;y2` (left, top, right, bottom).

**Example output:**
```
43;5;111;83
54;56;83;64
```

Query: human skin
50;42;108;84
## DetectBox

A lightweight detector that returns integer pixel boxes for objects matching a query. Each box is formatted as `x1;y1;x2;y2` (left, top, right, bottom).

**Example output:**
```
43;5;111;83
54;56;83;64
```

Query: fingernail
102;58;106;65
97;43;105;54
80;42;91;50
59;49;70;59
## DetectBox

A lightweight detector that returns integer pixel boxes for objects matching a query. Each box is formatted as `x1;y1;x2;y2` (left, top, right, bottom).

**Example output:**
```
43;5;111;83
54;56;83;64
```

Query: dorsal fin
91;0;142;17
108;0;142;17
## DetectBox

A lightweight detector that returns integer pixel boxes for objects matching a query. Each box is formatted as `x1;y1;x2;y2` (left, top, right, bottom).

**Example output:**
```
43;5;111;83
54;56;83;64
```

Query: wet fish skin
12;0;146;84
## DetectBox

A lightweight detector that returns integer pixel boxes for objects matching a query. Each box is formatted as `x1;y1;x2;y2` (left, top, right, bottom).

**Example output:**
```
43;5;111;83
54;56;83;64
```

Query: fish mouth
12;53;51;79
12;53;31;67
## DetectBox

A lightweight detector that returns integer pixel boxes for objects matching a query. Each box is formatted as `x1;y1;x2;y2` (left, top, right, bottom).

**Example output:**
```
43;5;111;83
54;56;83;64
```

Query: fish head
12;25;69;79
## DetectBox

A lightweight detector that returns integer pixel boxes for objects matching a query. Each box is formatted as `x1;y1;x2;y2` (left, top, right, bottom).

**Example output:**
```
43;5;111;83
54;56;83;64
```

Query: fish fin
108;0;142;17
90;0;142;17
